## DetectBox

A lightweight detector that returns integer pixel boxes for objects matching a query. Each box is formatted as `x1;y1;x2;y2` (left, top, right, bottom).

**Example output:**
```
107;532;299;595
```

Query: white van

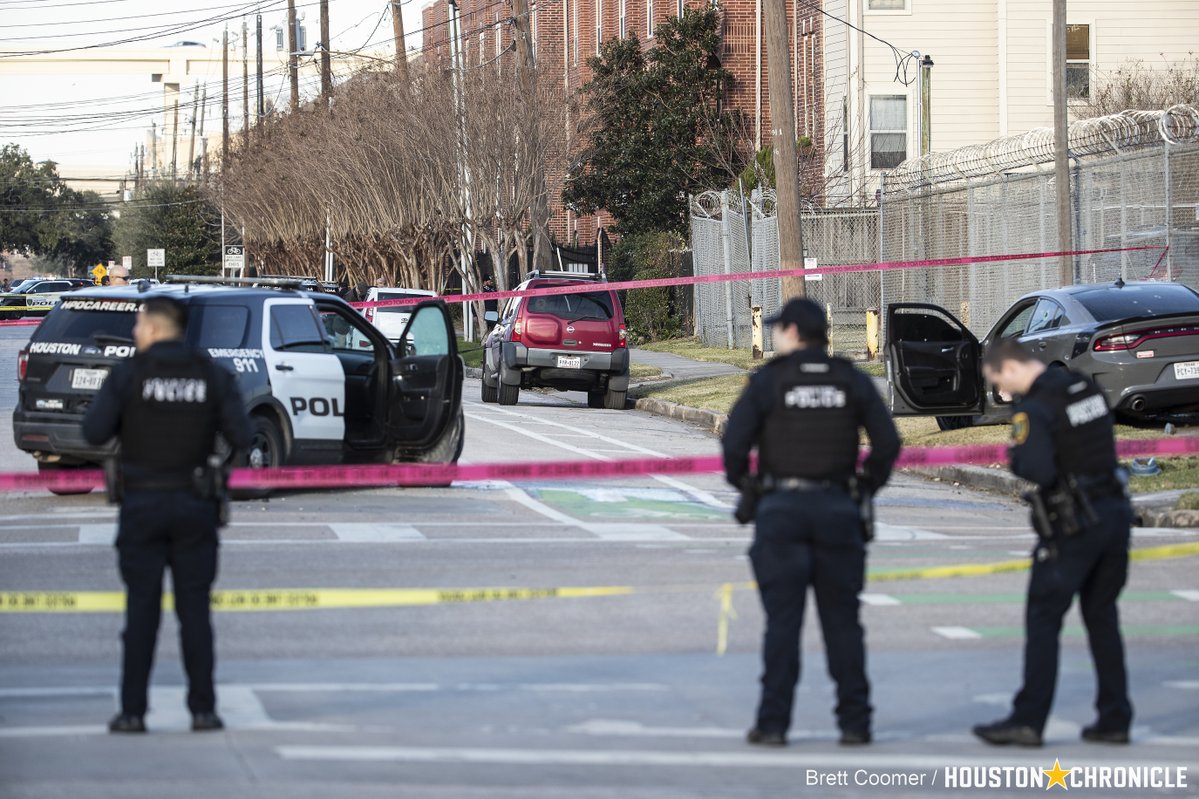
361;287;439;343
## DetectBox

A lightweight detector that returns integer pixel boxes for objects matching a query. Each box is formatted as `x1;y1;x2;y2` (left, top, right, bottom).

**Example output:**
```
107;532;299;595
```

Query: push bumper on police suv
500;342;630;391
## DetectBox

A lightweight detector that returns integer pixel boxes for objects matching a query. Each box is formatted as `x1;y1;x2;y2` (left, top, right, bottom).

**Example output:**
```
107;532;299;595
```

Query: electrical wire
813;5;919;86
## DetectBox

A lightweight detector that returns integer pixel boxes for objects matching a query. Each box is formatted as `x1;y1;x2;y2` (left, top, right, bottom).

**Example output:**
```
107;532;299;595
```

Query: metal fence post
719;189;736;349
1164;140;1174;280
877;174;887;341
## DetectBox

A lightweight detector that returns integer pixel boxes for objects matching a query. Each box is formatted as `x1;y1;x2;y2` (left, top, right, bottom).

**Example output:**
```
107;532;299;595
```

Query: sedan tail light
1094;324;1199;352
18;350;28;382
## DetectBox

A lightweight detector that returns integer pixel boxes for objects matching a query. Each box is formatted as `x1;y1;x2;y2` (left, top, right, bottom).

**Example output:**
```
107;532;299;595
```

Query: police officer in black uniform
83;296;253;734
973;338;1133;747
723;299;901;747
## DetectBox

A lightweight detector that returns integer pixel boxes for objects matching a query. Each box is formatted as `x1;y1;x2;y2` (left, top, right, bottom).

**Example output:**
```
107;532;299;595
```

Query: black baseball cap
764;298;829;341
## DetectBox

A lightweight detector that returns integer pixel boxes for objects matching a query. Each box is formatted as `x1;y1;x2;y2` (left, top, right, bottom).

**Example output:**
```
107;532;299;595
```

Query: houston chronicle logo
807;759;1187;790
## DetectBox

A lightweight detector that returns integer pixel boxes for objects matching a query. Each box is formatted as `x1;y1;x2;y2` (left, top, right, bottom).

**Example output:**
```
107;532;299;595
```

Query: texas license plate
1175;361;1199;381
71;368;108;391
556;356;582;369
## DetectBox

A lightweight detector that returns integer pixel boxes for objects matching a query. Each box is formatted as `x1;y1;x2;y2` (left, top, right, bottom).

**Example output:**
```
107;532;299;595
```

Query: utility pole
1052;0;1072;286
256;15;265;121
762;0;805;298
169;99;180;179
920;55;933;156
242;17;250;138
447;0;475;339
198;85;207;150
512;0;552;272
320;0;332;107
150;121;158;178
187;86;199;179
222;27;230;165
287;0;300;110
391;0;409;80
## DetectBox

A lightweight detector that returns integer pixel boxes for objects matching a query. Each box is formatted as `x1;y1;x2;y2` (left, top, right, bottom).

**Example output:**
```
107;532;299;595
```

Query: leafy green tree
113;182;222;276
564;8;744;236
38;189;114;276
1;144;65;254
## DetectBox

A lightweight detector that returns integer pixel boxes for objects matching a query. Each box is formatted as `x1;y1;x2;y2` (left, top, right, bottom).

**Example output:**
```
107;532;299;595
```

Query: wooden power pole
287;0;300;110
187;86;199;178
763;0;805;298
1052;0;1072;286
320;0;332;106
222;27;230;165
169;99;179;179
256;15;265;121
242;17;250;138
391;0;409;80
512;0;552;272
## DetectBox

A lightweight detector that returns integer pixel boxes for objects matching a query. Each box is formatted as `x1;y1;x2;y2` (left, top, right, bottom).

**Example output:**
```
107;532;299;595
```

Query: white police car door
261;298;345;444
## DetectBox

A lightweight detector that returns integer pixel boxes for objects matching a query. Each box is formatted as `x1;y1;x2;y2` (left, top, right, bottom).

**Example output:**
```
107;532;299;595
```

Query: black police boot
839;729;872;746
108;713;146;734
1081;724;1130;744
191;712;225;732
972;719;1043;747
746;728;787;747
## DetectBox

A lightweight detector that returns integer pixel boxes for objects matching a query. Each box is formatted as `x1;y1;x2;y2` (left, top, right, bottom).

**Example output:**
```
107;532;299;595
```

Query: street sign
90;264;107;280
803;256;821;282
146;249;165;268
121;256;132;271
223;245;245;273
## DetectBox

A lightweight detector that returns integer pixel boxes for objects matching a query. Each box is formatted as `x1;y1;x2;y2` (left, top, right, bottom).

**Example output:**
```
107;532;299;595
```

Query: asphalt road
0;326;1197;799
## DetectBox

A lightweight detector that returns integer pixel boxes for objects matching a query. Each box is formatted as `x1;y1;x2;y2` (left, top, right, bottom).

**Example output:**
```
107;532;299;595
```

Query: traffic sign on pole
223;245;245;274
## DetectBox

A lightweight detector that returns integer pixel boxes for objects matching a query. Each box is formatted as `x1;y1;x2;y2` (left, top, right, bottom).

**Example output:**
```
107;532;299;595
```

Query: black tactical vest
1033;368;1119;479
759;355;860;480
121;347;221;473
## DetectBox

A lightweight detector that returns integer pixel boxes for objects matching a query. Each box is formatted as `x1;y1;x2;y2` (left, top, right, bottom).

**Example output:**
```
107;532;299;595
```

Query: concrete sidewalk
628;348;744;380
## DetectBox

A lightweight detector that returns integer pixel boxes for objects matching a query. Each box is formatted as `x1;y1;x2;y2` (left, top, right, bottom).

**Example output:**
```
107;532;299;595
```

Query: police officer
723;299;901;747
83;296;253;734
973;339;1133;747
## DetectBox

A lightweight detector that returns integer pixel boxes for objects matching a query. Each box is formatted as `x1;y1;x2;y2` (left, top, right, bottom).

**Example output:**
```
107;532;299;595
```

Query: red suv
481;272;629;409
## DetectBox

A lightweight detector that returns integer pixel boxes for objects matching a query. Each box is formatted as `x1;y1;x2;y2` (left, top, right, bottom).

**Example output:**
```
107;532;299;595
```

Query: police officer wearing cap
723;298;901;747
83;296;253;734
973;338;1133;747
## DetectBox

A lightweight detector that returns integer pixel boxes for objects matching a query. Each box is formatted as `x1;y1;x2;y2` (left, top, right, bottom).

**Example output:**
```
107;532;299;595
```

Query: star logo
1044;758;1072;791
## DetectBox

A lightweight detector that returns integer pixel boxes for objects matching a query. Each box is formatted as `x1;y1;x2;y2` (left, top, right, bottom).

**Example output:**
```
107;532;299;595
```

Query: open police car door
885;303;984;416
386;301;463;450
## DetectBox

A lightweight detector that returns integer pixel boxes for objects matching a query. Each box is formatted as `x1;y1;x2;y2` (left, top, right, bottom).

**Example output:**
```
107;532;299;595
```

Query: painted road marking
932;627;983;640
329;524;425;543
859;593;901;606
76;524;115;546
584;524;688;542
1165;681;1199;690
1170;589;1199;602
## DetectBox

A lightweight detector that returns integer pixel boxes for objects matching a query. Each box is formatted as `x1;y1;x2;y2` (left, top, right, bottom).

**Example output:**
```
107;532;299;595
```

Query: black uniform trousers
749;489;870;736
1009;496;1133;733
116;489;220;717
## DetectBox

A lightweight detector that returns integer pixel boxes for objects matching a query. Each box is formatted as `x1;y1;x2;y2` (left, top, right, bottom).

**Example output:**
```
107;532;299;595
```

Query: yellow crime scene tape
3;541;1196;616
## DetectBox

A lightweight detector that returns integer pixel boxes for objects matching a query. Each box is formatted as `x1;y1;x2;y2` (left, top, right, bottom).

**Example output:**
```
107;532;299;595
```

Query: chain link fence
690;105;1199;353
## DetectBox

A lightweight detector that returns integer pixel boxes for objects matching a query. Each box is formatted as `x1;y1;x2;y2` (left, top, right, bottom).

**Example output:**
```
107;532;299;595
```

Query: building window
869;95;907;170
1066;23;1090;100
619;0;626;38
647;0;653;37
596;0;603;54
867;0;906;9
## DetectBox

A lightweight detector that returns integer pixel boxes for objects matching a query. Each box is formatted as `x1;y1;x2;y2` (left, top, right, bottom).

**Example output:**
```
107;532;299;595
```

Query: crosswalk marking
859;593;901;606
77;524;115;546
1170;589;1199;602
328;524;425;542
932;626;982;640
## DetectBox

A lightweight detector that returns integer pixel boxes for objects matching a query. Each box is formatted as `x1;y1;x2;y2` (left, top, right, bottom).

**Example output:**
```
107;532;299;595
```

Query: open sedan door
886;304;985;418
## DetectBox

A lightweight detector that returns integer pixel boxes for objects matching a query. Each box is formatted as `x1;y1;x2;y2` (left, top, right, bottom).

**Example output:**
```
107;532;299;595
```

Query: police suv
14;279;464;488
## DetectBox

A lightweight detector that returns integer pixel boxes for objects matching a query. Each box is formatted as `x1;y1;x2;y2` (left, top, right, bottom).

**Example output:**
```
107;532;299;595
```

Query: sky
0;0;429;178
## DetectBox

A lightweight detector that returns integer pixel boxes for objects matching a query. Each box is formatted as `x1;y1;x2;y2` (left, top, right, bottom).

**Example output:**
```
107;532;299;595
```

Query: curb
915;464;1030;496
633;398;728;437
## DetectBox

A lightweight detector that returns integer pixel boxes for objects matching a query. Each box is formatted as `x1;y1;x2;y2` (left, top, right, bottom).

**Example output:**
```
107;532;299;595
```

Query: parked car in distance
0;278;91;318
361;287;439;343
886;280;1199;428
481;271;629;409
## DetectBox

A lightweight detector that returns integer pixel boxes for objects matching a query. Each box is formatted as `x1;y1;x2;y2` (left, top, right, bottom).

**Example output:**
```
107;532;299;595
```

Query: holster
850;476;876;543
1024;481;1088;543
192;455;232;527
103;458;123;505
734;476;763;525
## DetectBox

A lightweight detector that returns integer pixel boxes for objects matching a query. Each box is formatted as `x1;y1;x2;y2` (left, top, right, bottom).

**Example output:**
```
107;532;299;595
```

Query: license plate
71;368;108;391
1175;361;1199;381
556;356;582;369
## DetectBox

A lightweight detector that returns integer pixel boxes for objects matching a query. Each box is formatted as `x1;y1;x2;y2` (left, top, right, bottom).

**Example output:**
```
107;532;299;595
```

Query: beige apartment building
823;0;1199;205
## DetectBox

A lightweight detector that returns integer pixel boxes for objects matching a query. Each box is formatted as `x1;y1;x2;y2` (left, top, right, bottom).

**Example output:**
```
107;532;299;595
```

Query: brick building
422;0;825;246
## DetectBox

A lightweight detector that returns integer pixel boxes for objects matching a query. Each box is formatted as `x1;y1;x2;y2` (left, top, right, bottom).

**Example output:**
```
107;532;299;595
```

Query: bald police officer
723;299;901;747
83;296;253;734
973;339;1133;747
